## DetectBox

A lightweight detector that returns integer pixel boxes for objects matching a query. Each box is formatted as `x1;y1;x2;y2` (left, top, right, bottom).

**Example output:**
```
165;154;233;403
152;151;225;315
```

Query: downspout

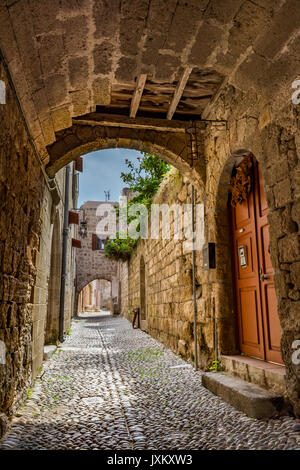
191;184;198;370
59;164;70;343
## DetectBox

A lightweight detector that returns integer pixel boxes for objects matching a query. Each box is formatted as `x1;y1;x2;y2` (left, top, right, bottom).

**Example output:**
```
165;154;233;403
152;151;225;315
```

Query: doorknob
259;268;269;282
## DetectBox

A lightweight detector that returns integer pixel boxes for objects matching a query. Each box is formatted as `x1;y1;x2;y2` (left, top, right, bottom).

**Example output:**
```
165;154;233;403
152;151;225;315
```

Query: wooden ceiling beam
130;74;147;118
167;67;193;120
72;112;205;134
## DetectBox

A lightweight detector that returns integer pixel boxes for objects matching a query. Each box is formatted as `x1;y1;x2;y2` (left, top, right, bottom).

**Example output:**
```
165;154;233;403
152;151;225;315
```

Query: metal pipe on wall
191;184;198;370
59;164;71;343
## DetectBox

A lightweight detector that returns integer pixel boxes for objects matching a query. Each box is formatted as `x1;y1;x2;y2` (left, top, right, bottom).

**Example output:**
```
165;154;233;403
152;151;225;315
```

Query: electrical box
203;242;216;270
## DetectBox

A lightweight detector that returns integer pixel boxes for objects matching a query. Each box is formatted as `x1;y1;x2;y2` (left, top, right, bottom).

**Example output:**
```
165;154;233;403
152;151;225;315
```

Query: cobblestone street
1;313;299;451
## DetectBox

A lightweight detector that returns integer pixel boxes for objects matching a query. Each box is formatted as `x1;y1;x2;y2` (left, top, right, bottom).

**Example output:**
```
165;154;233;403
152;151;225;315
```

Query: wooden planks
167;67;193;120
130;74;147;118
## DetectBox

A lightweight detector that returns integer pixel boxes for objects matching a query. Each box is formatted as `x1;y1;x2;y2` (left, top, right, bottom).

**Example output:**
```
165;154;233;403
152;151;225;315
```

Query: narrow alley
1;1;300;455
1;312;298;451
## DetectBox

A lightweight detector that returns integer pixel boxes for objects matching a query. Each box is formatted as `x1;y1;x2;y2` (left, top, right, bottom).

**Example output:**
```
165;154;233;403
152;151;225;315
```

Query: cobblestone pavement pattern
1;313;299;450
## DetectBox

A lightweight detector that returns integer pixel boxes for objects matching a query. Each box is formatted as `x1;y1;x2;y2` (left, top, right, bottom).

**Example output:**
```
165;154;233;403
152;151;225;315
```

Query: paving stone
0;313;299;450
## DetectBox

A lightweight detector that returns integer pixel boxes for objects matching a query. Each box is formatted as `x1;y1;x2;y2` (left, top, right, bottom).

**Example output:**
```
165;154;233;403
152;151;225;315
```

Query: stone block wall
120;91;300;415
120;169;204;361
75;201;119;310
0;60;77;433
200;82;300;415
0;59;45;423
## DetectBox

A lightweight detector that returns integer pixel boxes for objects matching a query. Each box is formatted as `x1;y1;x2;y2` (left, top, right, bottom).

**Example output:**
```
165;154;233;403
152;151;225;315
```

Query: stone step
221;355;286;396
202;371;284;419
43;345;57;361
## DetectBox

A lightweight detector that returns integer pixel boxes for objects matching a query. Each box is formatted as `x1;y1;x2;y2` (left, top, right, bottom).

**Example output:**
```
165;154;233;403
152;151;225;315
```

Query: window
92;234;107;251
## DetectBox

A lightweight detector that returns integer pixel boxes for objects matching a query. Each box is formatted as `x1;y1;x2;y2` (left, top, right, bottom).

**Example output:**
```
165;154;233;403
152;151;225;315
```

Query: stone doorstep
140;319;148;332
43;345;57;361
221;355;286;396
202;372;284;420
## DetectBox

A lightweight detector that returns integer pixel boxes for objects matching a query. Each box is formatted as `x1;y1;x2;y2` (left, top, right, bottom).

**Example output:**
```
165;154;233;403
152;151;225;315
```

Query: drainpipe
191;184;198;370
59;164;70;343
213;296;218;363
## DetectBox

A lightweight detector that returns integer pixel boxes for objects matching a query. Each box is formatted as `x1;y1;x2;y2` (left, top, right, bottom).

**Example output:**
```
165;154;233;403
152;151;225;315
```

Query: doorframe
227;154;283;364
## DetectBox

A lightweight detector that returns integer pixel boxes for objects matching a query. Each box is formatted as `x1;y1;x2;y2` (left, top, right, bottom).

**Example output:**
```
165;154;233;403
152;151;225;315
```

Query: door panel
239;288;260;345
235;235;255;279
231;184;265;359
230;156;283;364
254;163;283;364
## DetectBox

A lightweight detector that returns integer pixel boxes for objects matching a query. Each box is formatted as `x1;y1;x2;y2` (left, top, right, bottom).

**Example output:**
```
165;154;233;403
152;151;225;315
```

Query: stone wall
201;85;300;416
39;163;77;348
75;201;119;311
0;60;77;434
0;59;45;427
99;279;112;311
120;168;203;360
120;91;300;416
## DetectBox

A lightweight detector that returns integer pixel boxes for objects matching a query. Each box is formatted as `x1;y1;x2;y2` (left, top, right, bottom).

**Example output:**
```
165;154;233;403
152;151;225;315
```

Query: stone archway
45;123;205;192
76;275;115;316
45;213;62;344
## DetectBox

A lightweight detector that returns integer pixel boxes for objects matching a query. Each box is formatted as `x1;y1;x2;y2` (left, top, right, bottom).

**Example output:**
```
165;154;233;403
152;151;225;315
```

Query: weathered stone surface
75;201;119;316
0;0;298;152
0;60;77;434
0;0;299;427
202;372;284;420
43;345;57;361
1;315;299;450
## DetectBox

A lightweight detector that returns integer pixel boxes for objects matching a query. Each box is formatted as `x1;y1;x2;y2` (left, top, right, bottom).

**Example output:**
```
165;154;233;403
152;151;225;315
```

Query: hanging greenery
104;153;171;261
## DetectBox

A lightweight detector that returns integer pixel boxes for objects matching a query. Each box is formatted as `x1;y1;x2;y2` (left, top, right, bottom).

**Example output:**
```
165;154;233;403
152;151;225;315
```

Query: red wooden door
230;156;283;364
254;163;283;364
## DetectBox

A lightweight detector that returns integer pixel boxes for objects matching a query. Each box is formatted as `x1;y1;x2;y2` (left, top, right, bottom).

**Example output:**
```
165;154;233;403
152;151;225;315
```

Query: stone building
0;1;299;433
0;60;78;433
75;201;119;315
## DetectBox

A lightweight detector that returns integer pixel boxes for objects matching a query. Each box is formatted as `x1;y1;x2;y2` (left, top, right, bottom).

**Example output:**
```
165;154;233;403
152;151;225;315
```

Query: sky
77;148;144;207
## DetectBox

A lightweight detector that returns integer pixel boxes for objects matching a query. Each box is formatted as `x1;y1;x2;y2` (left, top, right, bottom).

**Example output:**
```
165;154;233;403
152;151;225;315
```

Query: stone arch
75;274;116;316
45;213;62;344
45;124;205;192
77;274;114;298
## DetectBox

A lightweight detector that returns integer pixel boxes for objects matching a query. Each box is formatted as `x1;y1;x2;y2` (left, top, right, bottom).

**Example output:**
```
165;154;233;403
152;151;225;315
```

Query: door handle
259;268;269;282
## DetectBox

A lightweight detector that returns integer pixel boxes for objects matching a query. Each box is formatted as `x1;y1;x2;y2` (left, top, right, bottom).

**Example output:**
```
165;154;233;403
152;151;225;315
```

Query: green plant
105;153;171;261
65;328;72;336
104;235;138;261
120;153;170;209
209;360;221;372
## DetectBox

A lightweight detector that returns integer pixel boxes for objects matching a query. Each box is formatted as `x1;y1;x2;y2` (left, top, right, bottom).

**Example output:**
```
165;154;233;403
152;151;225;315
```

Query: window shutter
92;233;97;250
72;238;81;249
75;157;83;172
68;210;79;225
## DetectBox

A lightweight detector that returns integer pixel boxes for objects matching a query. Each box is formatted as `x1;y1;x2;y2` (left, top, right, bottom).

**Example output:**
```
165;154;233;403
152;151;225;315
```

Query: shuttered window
92;234;106;250
72;238;81;249
92;233;97;250
68;210;79;225
75;157;83;172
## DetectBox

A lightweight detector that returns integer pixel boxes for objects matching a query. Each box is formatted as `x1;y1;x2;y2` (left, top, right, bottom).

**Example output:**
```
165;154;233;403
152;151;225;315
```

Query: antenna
104;190;111;201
